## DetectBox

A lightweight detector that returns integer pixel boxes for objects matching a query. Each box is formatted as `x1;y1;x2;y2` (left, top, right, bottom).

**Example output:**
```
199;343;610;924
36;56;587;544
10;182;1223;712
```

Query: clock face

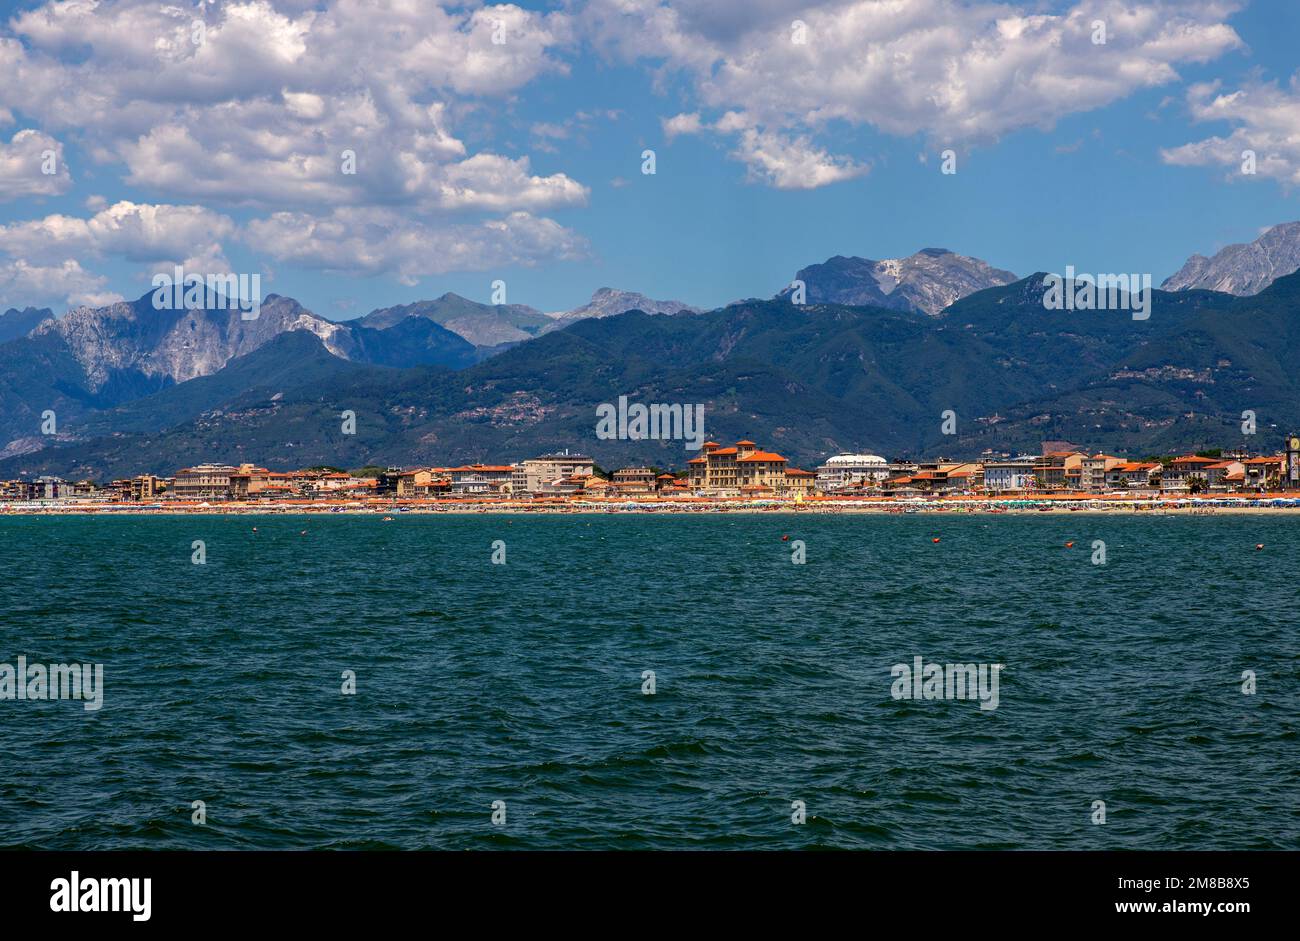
1291;437;1300;451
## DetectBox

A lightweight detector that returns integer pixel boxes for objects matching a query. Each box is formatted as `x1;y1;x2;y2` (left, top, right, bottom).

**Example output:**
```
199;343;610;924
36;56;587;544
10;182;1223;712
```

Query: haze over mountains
4;235;1300;479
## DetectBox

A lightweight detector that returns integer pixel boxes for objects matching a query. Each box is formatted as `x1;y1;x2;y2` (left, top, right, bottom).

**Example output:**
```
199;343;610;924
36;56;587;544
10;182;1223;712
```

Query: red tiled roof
737;451;786;462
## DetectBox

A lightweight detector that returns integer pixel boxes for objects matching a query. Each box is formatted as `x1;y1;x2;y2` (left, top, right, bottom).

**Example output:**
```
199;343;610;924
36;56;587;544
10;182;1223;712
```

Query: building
814;453;890;491
684;440;817;496
448;465;514;495
1104;461;1159;490
131;475;166;501
171;464;240;500
1204;460;1246;492
229;466;273;499
1034;451;1086;490
1159;455;1220;492
981;459;1036;493
611;467;656;493
1080;454;1125;492
882;462;981;495
513;453;594;494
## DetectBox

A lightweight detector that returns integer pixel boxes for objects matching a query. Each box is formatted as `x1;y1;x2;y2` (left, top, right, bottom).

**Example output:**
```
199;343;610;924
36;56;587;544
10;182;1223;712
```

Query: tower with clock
1287;435;1300;490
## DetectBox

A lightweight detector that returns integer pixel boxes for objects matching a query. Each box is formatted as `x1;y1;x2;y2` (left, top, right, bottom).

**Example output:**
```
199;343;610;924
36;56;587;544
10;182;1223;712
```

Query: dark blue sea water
0;514;1295;849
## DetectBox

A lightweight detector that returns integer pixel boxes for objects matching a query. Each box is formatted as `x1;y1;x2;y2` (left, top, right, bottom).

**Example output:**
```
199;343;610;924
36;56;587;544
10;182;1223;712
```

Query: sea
0;513;1295;850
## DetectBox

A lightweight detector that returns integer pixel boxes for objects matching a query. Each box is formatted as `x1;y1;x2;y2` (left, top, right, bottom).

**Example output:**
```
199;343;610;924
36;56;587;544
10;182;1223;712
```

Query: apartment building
170;464;242;500
513;453;595;494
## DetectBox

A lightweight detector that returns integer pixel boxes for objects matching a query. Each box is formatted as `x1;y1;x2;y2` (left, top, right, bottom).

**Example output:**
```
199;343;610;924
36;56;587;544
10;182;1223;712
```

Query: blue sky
0;0;1298;318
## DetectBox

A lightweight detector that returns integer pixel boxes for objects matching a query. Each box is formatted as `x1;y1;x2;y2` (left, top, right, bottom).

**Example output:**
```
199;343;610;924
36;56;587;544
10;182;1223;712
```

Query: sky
0;0;1298;320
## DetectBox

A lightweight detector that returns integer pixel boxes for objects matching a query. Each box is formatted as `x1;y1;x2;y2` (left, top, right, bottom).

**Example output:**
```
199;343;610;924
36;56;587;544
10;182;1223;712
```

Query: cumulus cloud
589;0;1244;188
1161;75;1300;185
0;129;71;200
0;259;121;310
0;201;235;270
662;112;704;140
731;128;868;188
244;207;589;284
0;0;587;279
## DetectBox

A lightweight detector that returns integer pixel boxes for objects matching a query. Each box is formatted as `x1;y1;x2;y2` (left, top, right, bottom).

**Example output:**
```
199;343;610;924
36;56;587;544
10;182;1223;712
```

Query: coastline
4;495;1300;515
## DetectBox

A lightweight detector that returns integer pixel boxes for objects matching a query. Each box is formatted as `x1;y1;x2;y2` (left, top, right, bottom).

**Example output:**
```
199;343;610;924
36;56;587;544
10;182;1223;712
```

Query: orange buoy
781;534;790;541
932;537;941;543
1065;541;1074;548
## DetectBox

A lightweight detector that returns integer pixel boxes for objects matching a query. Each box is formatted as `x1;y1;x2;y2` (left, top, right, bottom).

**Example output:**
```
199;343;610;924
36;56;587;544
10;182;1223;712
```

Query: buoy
781;534;790;541
1065;541;1074;548
251;527;257;532
1256;543;1264;551
932;537;941;543
300;530;307;536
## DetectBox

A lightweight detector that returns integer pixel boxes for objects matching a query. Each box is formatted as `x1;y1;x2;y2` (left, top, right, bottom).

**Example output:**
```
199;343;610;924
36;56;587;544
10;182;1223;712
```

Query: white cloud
0;201;235;270
1161;75;1300;185
0;129;71;200
588;0;1244;188
0;259;120;310
0;1;584;216
662;112;704;140
731;128;868;189
243;207;589;284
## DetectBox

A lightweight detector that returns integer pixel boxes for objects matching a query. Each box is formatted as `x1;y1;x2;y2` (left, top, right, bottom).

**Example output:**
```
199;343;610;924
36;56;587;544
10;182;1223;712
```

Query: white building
814;453;890;491
512;452;595;494
982;459;1036;493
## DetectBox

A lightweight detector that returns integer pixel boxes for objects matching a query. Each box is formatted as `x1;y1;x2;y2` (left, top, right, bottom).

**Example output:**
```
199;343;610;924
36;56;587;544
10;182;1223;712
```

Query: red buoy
932;537;941;543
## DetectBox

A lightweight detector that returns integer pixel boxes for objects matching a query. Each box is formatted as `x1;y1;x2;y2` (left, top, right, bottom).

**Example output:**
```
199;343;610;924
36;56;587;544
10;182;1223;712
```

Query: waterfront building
1160;455;1220;492
30;476;67;500
131;475;166;501
448;464;514;495
1204;460;1246;492
1034;451;1086;489
229;466;272;499
882;462;980;495
981;459;1036;493
395;469;435;498
514;452;594;494
814;453;890;491
685;439;808;495
172;464;241;500
1241;455;1284;490
611;467;656;493
1104;461;1160;490
1080;454;1125;492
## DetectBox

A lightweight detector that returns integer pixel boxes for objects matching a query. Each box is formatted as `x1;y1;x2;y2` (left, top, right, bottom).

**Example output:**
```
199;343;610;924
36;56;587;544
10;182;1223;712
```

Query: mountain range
778;248;1019;315
1161;221;1300;295
3;234;1300;479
